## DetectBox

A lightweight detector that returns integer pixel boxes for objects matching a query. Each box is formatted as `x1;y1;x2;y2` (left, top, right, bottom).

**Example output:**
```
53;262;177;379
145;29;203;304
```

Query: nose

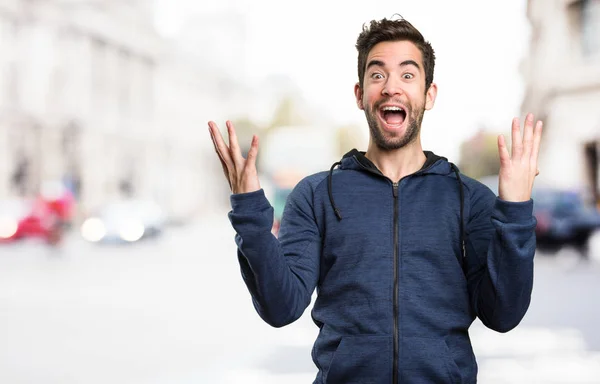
382;74;404;97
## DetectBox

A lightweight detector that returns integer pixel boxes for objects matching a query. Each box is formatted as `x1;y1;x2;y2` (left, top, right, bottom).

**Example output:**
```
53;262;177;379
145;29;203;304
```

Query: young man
208;17;542;384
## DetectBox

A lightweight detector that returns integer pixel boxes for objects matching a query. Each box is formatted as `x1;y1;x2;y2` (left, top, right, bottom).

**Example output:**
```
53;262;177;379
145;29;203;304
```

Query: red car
0;187;75;245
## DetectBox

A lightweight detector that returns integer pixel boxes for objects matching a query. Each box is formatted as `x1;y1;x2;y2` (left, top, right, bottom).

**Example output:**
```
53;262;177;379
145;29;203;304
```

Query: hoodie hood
338;148;450;176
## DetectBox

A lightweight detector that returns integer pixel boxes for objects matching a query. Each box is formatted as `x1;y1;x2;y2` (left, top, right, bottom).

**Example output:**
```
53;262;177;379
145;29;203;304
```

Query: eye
403;73;414;80
371;73;384;80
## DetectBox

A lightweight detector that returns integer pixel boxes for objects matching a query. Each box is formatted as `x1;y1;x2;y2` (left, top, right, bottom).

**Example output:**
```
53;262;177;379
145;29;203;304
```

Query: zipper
351;154;429;382
392;181;399;384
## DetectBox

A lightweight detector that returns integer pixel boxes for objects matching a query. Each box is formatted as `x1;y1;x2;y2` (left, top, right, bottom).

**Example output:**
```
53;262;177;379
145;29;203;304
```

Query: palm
497;113;543;202
208;120;261;194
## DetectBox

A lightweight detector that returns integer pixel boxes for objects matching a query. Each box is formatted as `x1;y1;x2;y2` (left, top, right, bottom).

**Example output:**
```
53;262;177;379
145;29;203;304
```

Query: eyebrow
366;59;421;71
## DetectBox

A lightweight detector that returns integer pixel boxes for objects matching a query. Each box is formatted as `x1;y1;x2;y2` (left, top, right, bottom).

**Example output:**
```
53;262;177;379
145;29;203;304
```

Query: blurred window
0;16;6;106
91;38;108;114
140;58;155;121
1;18;20;107
118;49;131;118
581;0;600;57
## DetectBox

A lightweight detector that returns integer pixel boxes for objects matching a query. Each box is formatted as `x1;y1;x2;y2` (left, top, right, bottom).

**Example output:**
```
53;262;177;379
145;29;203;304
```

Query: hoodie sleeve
228;181;321;328
464;186;537;333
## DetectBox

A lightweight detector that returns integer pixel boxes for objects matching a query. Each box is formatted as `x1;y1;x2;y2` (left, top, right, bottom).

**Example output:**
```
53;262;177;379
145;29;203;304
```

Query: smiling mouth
379;106;407;127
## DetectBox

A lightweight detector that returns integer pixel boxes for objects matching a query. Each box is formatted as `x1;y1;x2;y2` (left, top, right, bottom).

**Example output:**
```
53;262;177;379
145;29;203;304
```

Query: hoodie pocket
400;336;462;384
325;335;392;384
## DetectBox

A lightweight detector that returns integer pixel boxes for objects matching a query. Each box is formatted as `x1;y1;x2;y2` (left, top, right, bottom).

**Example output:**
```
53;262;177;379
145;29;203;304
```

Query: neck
364;139;427;182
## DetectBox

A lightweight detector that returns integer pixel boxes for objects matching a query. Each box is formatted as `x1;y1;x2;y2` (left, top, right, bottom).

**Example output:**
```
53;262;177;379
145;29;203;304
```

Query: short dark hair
355;17;436;92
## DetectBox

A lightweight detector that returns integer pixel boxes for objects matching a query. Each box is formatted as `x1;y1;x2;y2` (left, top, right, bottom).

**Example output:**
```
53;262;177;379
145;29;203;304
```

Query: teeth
382;106;404;112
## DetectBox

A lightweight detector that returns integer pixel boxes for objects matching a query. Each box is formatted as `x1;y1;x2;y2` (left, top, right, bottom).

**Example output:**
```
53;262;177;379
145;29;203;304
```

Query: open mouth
379;105;407;127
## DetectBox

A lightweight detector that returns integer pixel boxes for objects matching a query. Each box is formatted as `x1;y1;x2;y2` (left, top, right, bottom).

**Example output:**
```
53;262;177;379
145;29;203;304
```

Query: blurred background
0;0;599;383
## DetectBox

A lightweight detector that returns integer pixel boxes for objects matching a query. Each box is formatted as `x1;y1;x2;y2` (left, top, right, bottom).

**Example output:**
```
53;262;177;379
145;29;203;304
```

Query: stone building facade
521;0;600;203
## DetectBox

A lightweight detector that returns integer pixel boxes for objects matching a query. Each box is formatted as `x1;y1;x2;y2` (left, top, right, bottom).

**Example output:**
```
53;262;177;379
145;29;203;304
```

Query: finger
208;123;229;168
511;117;523;158
244;135;260;171
522;113;535;159
530;120;543;166
208;121;235;170
497;134;510;167
209;125;234;188
215;153;232;189
209;131;230;175
226;121;244;166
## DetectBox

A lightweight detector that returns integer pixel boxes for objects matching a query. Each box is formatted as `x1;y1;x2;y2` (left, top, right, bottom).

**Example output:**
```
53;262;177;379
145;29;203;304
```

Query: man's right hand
208;120;261;194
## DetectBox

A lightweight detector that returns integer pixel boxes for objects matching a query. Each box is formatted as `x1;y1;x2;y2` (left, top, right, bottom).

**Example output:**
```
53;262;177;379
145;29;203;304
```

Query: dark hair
355;16;436;91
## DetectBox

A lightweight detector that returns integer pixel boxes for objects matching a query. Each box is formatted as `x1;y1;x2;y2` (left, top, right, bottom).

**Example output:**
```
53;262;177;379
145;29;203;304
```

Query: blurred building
458;128;501;180
521;0;600;204
0;0;226;223
0;0;334;223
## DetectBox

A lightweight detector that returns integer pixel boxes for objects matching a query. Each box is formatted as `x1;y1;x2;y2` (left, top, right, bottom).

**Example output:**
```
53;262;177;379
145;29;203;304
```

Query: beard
365;98;425;151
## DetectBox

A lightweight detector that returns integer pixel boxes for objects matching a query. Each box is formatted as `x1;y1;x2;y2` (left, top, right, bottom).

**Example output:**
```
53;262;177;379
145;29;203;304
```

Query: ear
354;83;364;110
425;83;438;111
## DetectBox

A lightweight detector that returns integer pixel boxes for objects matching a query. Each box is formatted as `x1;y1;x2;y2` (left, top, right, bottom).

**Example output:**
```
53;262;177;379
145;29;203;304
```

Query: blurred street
0;213;599;384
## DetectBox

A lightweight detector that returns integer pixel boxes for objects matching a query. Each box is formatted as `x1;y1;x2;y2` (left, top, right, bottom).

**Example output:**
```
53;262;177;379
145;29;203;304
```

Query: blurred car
532;188;600;252
0;198;63;244
0;199;31;242
39;180;76;229
80;199;166;244
478;175;600;254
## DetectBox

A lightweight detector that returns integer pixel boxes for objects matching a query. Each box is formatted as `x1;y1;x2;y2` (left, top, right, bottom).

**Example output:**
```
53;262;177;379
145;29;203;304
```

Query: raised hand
208;120;261;194
497;113;543;202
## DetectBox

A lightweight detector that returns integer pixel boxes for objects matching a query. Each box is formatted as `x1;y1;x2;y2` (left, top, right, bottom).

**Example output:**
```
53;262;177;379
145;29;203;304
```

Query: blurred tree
335;124;366;158
230;117;261;154
458;129;501;179
221;95;309;176
266;95;309;134
229;117;264;172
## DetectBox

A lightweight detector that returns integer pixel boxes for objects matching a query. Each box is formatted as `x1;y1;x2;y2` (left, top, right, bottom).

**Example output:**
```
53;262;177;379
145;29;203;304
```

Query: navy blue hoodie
228;149;537;383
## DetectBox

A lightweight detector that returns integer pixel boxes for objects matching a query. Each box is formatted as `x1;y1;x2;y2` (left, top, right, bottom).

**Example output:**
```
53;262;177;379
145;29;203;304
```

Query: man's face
354;40;437;151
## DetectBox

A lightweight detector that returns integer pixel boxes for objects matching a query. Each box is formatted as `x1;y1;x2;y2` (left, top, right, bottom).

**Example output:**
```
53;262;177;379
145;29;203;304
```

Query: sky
154;0;531;162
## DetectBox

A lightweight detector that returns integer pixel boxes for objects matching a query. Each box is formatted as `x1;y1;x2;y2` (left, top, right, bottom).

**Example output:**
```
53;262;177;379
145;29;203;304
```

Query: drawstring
450;164;467;265
328;161;343;220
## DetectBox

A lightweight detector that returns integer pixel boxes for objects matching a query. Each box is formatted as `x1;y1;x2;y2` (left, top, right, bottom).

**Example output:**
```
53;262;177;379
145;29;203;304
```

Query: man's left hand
497;113;543;202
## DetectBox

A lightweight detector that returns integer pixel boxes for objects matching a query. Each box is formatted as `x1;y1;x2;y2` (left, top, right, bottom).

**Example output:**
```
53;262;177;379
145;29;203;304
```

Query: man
208;16;542;384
